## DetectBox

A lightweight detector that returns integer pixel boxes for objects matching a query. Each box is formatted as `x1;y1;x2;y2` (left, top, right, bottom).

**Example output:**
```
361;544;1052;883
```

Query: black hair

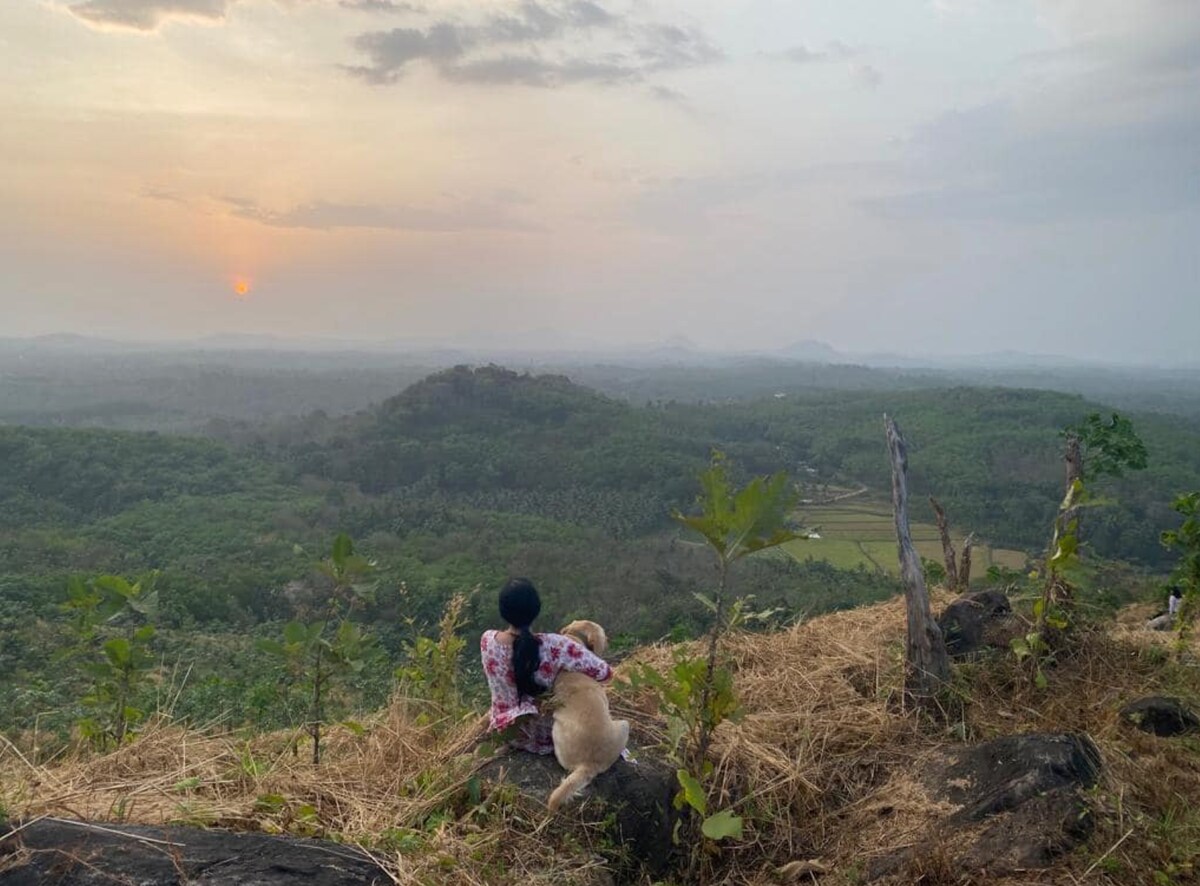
499;578;544;698
1171;586;1184;597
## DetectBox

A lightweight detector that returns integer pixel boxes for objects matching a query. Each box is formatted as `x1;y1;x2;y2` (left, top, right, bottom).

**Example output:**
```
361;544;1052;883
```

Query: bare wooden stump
929;496;960;590
885;415;951;705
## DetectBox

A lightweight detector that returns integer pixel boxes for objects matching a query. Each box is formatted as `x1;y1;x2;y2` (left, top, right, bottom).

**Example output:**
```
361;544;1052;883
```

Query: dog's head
560;619;608;655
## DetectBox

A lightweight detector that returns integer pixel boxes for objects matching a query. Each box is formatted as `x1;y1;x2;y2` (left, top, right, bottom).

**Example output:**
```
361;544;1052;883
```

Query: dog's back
551;671;628;770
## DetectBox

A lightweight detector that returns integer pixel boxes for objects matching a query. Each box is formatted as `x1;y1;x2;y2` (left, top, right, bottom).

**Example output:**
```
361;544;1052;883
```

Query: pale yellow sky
2;0;1198;361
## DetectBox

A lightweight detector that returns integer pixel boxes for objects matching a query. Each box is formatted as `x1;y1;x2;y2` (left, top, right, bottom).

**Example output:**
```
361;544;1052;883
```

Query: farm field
784;498;1028;578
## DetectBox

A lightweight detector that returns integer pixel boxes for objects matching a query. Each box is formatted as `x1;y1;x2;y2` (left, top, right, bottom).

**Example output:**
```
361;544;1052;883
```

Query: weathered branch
885;415;951;705
929;496;959;590
959;533;975;591
1062;432;1083;533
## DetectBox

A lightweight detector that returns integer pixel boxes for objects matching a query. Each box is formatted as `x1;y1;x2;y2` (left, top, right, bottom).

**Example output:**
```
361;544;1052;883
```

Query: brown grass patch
5;595;1200;885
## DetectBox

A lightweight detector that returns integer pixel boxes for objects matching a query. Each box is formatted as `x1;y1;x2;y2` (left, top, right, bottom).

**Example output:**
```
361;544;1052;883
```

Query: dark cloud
347;0;721;87
223;196;540;233
66;0;231;31
339;0;424;13
349;23;464;82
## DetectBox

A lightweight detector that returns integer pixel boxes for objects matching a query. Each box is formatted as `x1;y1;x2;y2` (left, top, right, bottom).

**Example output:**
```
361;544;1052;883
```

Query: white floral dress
480;629;613;754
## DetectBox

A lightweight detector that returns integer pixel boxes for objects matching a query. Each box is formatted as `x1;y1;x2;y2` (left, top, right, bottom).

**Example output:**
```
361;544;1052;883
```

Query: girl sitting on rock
480;577;613;754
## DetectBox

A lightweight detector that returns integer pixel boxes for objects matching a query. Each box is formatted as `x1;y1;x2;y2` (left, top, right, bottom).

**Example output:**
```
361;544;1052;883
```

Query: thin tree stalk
885;415;951;705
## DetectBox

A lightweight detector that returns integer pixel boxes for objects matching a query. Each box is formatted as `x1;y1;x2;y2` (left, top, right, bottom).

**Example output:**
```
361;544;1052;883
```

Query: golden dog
546;620;630;811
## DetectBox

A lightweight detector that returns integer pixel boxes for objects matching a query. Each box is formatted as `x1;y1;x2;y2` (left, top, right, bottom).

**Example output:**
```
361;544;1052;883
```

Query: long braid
499;577;545;698
512;625;544;698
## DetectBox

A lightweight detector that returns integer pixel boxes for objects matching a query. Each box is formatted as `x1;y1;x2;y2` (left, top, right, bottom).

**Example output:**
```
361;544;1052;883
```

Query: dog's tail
548;764;603;812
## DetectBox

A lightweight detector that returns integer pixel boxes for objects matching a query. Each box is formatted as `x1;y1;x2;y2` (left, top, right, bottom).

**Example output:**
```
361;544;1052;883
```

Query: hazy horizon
3;1;1197;363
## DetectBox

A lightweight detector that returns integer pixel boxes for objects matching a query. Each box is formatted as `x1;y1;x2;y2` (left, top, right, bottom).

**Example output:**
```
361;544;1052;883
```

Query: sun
233;278;251;298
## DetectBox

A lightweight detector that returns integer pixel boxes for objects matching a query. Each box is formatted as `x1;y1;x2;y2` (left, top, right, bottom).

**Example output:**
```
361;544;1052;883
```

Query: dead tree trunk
1061;432;1083;534
929;496;959;590
959;534;975;590
885;415;951;706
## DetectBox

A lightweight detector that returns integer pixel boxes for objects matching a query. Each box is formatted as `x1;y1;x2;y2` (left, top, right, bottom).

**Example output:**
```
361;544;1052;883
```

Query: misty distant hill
3;335;1200;432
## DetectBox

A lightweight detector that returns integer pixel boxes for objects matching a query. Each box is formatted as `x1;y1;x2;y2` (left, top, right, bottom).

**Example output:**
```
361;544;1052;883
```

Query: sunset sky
2;0;1197;362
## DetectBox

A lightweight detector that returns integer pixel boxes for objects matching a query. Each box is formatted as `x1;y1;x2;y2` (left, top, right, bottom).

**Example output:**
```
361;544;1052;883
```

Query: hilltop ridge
3;591;1197;884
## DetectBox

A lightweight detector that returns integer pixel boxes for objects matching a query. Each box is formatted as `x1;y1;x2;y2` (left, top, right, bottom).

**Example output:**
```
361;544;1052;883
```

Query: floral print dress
480;629;613;754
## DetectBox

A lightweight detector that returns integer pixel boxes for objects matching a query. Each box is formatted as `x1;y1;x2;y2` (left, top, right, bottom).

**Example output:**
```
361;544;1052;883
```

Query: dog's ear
560;620;591;650
589;623;608;655
560;619;607;654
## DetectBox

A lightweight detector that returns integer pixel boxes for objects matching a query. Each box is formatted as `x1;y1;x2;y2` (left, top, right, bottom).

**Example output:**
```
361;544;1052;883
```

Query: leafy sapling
1015;414;1147;686
258;533;377;763
62;572;160;750
629;451;802;869
1162;492;1200;655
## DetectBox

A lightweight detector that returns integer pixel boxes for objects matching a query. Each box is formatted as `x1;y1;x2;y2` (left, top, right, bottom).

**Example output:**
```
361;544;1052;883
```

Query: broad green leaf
127;589;159;620
675;769;706;815
103;637;132;667
331;533;354;570
94;575;133;598
701;808;744;841
257;639;285;656
283;621;308;645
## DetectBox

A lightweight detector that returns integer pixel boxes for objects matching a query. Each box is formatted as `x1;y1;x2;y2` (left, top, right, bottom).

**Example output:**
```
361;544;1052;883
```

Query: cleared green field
783;499;1027;579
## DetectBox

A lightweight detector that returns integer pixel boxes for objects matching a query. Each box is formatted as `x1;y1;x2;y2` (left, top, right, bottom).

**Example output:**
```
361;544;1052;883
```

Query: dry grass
0;701;618;885
618;592;1200;885
5;594;1200;885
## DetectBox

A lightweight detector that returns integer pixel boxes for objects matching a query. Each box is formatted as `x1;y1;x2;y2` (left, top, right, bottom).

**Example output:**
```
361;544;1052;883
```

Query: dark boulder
869;733;1102;880
477;750;680;879
0;818;385;885
938;732;1102;822
937;590;1015;657
939;733;1101;874
1120;696;1200;737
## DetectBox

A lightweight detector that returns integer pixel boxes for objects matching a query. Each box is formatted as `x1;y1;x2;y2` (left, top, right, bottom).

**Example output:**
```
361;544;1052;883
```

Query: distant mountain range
1;332;1197;373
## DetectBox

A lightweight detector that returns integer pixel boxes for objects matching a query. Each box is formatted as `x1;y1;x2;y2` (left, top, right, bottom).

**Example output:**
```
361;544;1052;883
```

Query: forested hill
655;386;1200;563
0;427;284;527
313;365;706;503
3;364;1200;740
203;365;1200;568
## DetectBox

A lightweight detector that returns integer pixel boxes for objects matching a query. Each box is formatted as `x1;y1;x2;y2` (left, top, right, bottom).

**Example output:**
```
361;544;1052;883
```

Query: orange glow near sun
233;278;251;298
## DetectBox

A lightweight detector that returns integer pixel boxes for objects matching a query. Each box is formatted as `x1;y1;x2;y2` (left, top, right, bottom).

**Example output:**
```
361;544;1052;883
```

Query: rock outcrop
476;750;680;879
869;732;1102;879
1120;696;1200;736
937;590;1017;657
0;818;385;885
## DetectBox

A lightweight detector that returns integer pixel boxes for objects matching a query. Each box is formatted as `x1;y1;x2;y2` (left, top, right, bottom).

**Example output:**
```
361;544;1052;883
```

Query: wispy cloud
772;41;880;88
862;1;1200;223
852;62;882;89
339;0;423;13
777;41;857;64
64;0;233;32
347;0;721;88
222;196;541;233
